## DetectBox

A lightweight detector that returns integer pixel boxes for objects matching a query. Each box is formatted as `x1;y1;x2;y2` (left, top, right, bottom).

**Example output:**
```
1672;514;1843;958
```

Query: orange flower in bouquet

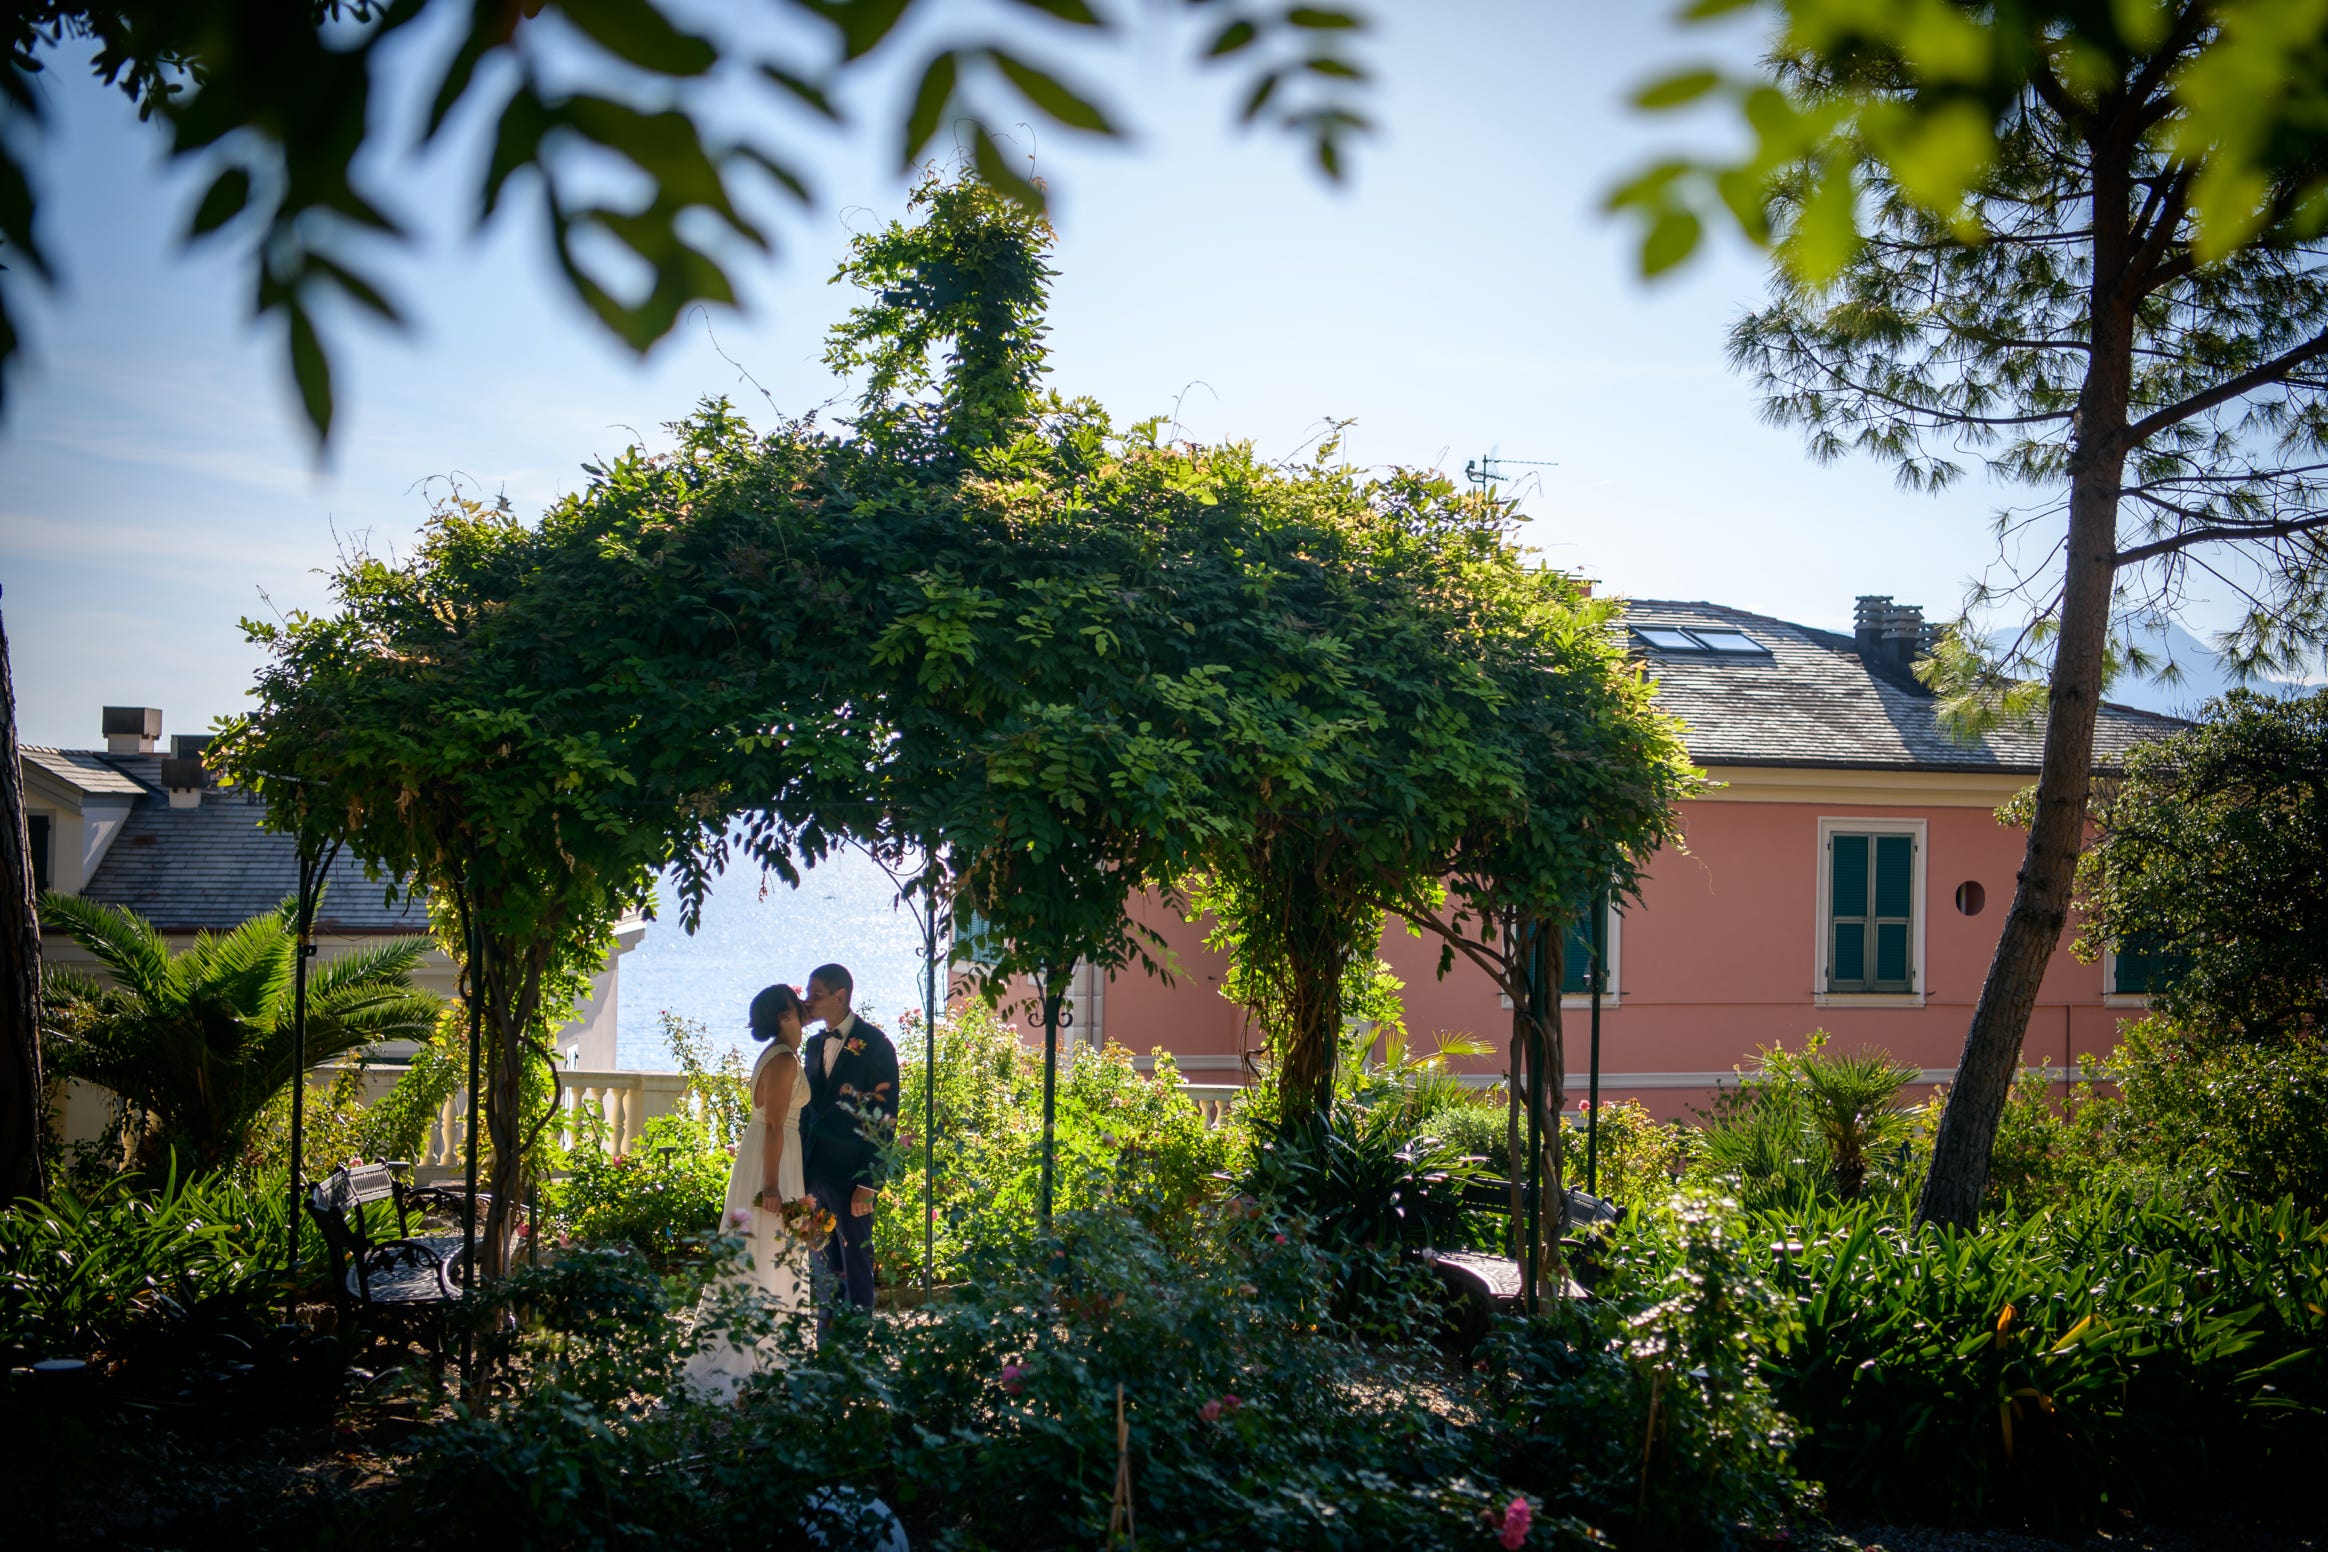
774;1195;837;1248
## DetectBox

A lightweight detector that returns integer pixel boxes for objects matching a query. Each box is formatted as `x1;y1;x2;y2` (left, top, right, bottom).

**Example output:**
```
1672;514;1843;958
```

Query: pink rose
999;1362;1027;1396
1496;1497;1533;1549
1198;1398;1222;1423
726;1208;752;1230
1220;1393;1241;1413
1271;1233;1288;1246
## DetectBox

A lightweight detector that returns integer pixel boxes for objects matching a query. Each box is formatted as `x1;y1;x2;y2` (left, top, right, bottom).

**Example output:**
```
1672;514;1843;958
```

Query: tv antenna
1464;454;1559;488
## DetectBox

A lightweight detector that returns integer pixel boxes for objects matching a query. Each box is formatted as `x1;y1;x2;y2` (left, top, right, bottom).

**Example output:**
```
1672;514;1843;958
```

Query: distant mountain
1989;621;2319;721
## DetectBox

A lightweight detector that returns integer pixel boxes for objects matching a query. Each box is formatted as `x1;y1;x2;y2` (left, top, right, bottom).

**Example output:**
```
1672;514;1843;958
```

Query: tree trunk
1263;833;1364;1129
1918;119;2135;1230
480;938;549;1278
1536;922;1565;1298
0;598;47;1203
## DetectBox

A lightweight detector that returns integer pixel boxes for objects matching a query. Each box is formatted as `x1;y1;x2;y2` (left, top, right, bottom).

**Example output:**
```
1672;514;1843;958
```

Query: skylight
1631;625;1767;655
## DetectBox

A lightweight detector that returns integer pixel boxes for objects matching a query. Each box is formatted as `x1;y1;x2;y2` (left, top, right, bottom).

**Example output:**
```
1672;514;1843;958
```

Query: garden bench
306;1163;494;1346
1413;1178;1620;1355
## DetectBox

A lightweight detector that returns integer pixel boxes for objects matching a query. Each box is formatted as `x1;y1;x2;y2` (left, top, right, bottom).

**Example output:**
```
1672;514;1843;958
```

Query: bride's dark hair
748;983;806;1042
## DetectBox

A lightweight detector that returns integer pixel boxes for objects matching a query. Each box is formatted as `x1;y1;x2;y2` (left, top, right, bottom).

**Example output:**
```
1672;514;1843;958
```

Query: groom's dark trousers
806;1171;876;1313
799;1016;899;1326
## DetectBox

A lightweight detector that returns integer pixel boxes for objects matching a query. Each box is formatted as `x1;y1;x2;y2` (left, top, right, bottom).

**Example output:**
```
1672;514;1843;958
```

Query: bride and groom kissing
683;962;899;1400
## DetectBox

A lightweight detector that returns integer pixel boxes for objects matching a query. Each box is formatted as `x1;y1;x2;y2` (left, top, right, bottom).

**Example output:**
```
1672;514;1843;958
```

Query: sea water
613;848;932;1071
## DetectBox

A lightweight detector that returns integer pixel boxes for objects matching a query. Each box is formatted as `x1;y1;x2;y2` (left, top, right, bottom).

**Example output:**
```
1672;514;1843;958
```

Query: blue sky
2;0;2270;757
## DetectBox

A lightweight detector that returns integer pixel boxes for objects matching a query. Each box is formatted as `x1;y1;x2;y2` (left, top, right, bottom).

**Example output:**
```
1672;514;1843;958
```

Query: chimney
161;733;212;809
1852;596;1935;671
102;706;162;755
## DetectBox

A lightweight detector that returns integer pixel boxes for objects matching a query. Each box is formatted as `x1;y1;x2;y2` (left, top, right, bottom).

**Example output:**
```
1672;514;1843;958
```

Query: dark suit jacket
800;1016;900;1191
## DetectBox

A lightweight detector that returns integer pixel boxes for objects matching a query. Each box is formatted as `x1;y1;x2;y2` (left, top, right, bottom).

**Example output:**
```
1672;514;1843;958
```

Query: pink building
1065;597;2183;1117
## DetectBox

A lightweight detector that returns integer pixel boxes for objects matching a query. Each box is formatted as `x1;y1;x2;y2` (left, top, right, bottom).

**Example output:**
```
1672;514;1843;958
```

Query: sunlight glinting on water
613;849;935;1071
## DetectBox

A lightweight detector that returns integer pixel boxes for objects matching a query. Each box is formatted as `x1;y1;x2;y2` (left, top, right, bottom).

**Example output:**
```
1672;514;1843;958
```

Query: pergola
223;174;1693;1327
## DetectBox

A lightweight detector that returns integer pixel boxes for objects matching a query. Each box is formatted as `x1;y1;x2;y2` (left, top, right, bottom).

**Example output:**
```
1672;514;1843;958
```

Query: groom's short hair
808;962;854;998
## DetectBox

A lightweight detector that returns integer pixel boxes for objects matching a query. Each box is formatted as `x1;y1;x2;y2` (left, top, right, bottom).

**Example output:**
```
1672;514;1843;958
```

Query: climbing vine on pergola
217;172;1694;1293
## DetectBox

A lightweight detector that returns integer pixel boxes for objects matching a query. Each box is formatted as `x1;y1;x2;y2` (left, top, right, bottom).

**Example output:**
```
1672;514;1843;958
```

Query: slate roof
65;755;428;934
23;746;148;798
1625;601;2185;772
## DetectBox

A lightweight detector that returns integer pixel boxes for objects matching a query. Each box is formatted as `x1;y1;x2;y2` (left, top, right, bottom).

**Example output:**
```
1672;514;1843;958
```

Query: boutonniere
843;1036;866;1056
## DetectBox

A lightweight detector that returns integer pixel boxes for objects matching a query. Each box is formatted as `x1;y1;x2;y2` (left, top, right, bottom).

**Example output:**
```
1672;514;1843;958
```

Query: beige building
29;706;644;1149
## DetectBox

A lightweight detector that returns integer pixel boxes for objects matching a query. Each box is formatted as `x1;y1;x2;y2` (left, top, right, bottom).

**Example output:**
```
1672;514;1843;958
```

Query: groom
799;963;898;1322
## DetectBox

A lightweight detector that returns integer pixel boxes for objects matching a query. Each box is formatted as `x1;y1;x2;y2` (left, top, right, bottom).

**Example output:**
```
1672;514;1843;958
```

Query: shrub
382;1201;1799;1552
1240;1099;1496;1257
39;893;439;1175
1564;1098;1696;1206
0;1165;349;1423
1694;1034;1918;1215
1486;1195;1810;1549
2098;1016;2328;1211
1751;1191;2328;1526
877;1002;1232;1284
546;1112;730;1268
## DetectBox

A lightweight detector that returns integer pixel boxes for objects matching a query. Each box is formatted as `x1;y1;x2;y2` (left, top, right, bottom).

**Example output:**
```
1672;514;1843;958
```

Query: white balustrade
286;1064;1247;1184
1182;1084;1244;1130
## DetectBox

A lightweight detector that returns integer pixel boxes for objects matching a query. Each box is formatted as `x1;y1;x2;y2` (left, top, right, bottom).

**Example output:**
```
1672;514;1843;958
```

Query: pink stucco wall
1094;798;2143;1117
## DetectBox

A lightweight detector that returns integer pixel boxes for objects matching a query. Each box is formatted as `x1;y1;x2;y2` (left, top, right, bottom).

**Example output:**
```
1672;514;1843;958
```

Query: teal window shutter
1828;831;1914;993
2112;928;2189;996
1560;901;1610;995
1873;835;1913;988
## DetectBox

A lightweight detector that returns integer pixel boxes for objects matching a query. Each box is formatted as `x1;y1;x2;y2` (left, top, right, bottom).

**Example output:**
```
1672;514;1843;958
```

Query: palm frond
299;936;432;1008
37;892;171;999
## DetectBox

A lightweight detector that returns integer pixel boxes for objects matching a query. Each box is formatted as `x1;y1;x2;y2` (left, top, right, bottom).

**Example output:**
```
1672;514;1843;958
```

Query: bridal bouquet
774;1196;837;1248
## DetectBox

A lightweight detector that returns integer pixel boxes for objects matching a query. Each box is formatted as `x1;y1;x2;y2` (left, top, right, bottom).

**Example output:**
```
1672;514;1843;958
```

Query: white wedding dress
681;1040;813;1402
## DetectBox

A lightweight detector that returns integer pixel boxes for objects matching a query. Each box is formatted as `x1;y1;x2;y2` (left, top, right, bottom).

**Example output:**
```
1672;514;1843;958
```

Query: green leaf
286;300;333;446
1287;7;1363;28
1007;0;1103;24
902;50;960;169
808;0;914;62
1242;70;1282;121
760;64;841;121
1207;19;1258;56
557;0;717;77
312;256;403;326
482;89;553;220
971;123;1046;214
1632;69;1721;111
732;145;812;204
426;12;504;140
187;166;252;238
1788;154;1861;284
1304;56;1364;80
1640;205;1702;277
990;51;1118;135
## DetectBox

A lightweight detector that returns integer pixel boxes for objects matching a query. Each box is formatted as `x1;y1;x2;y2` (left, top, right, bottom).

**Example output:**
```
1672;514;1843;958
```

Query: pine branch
2122;329;2328;446
2116;510;2328;567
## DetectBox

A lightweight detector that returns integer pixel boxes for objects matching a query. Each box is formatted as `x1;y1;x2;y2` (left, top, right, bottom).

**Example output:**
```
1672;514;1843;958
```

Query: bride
681;983;817;1401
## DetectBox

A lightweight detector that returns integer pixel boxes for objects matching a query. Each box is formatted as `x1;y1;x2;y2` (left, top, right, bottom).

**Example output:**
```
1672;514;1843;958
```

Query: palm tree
39;892;440;1174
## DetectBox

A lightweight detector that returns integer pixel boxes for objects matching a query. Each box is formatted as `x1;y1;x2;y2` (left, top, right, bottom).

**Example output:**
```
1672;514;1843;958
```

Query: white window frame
1561;898;1621;1011
1813;816;1927;1007
2100;944;2154;1010
1496;900;1621;1011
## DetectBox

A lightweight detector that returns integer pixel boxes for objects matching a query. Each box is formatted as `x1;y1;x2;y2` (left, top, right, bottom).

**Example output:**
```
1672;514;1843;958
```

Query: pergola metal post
1521;917;1547;1314
919;891;942;1291
1587;891;1605;1197
285;835;339;1314
1036;970;1068;1231
459;894;484;1380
